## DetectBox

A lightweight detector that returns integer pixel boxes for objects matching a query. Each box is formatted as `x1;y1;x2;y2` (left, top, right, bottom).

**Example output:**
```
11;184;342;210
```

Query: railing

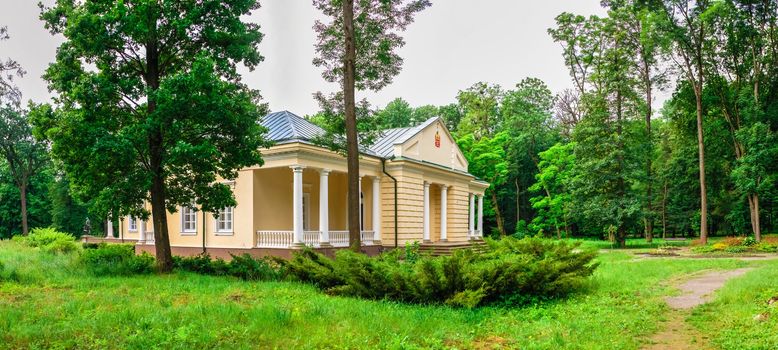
329;230;349;247
256;231;294;248
256;230;376;248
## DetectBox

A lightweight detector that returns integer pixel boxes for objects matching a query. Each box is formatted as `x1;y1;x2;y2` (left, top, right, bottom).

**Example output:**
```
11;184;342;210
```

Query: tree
455;82;503;139
458;132;510;236
529;142;575;238
35;0;270;272
312;0;430;251
0;26;25;106
660;0;715;243
731;123;778;241
0;107;48;235
375;98;413;128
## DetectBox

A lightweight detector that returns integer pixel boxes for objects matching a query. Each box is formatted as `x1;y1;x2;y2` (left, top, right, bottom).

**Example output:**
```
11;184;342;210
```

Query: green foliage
81;244;155;276
458;132;511;235
173;253;284;281
286;237;598;308
226;254;285;281
0;239;757;349
529;142;575;237
35;0;271;271
16;227;79;254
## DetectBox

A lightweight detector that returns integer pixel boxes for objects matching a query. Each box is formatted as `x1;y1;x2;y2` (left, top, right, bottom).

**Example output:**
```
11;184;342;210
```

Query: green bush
724;245;748;253
228;254;285;281
16;228;80;254
742;236;758;247
81;244;155;276
755;243;778;253
286;237;599;308
173;253;284;281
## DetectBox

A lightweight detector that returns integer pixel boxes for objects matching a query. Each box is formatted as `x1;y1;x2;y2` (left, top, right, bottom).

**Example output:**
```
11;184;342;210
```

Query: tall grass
688;259;778;349
0;241;759;349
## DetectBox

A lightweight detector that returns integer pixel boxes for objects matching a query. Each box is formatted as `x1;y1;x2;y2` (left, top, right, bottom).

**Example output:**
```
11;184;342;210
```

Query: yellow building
108;111;488;258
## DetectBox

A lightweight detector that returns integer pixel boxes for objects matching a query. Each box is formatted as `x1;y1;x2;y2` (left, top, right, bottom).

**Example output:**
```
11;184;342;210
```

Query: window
181;206;197;233
128;217;138;232
216;207;233;233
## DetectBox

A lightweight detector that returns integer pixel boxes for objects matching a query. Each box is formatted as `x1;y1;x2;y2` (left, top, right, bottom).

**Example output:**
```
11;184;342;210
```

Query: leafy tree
732;123;778;240
658;0;716;243
0;162;51;239
0;26;25;106
0;107;48;235
437;103;464;133
49;175;92;237
35;0;270;272
529;142;575;238
458;132;510;236
455;82;503;139
375;98;414;128
312;0;430;250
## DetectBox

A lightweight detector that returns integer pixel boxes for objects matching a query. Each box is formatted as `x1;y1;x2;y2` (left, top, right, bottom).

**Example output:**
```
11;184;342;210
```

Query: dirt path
642;268;753;350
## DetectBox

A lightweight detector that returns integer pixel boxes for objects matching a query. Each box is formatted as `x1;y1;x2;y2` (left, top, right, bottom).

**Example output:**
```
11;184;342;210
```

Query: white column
138;218;146;243
372;176;381;243
319;169;331;246
423;182;430;242
440;185;448;241
106;218;114;238
469;193;475;239
477;194;484;237
291;165;305;245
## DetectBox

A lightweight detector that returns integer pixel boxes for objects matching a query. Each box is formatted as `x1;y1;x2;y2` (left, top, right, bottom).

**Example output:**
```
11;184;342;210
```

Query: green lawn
0;241;771;349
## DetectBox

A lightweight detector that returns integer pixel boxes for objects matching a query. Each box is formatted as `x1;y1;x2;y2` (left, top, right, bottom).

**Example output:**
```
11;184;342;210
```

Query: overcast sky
0;1;607;116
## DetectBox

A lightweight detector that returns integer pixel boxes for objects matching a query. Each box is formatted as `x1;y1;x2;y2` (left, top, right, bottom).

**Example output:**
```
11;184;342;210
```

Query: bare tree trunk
342;0;361;251
490;191;506;236
662;180;668;240
748;193;762;241
644;62;654;243
19;182;29;236
695;91;708;244
146;39;173;272
515;178;520;224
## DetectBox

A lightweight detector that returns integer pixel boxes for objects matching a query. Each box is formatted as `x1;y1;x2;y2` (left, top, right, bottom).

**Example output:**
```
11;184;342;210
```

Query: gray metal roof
260;112;447;161
368;117;441;158
261;110;325;143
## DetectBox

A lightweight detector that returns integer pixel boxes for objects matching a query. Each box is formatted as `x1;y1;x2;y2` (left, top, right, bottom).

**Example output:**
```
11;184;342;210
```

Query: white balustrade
257;230;376;248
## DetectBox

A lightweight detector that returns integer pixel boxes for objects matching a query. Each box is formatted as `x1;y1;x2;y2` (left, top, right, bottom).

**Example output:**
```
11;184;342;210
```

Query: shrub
691;245;718;254
754;243;778;253
81;244;155;276
286;237;598;308
173;253;284;281
712;242;728;251
742;236;758;247
17;228;80;254
724;245;747;253
721;237;744;247
228;254;285;281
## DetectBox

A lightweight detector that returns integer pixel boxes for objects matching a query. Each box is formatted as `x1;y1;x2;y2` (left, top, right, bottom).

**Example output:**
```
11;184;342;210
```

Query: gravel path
642;268;753;350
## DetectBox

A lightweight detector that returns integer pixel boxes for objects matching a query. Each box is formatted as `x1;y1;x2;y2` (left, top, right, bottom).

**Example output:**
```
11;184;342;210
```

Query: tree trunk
694;91;708;244
662;180;668;240
754;193;762;242
748;193;762;241
145;39;173;272
342;0;361;251
644;63;654;243
515;178;520;224
490;191;506;236
19;182;29;236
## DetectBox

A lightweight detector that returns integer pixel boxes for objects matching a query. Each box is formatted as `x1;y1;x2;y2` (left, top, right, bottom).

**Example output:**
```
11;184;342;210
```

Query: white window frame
180;206;197;235
215;207;234;235
128;217;138;232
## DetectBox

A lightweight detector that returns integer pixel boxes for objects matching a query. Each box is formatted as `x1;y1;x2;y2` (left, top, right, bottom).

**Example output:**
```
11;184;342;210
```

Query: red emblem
434;131;441;148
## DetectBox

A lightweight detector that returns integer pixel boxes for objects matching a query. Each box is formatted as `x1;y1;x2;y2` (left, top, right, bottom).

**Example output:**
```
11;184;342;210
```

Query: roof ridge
283;110;301;138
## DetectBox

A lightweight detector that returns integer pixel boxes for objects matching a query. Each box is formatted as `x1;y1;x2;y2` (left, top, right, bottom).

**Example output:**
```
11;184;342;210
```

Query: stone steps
418;240;488;256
